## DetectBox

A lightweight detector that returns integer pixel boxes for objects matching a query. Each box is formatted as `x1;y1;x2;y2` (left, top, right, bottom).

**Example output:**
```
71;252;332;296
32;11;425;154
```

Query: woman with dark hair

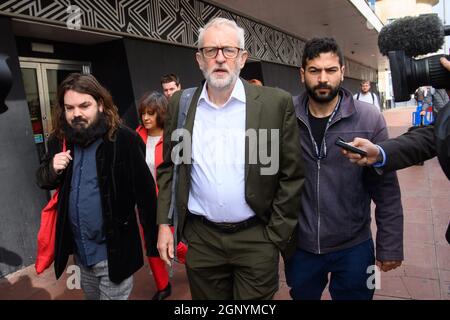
136;91;187;300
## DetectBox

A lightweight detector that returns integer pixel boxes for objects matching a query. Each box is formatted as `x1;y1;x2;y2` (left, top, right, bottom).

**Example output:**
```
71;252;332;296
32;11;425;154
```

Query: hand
440;56;450;72
157;224;174;266
340;138;380;166
52;150;72;174
376;260;402;272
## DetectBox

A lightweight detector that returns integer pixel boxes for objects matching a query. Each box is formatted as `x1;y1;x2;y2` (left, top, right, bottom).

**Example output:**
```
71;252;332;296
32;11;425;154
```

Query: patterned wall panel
0;0;304;66
0;0;376;77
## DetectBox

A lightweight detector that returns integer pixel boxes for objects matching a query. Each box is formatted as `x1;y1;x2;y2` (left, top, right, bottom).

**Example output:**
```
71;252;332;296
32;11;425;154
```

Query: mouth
213;68;228;76
72;121;87;127
315;84;332;92
316;88;330;95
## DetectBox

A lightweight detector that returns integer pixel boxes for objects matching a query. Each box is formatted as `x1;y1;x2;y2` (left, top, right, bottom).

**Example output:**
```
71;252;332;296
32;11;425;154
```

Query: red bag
35;140;66;274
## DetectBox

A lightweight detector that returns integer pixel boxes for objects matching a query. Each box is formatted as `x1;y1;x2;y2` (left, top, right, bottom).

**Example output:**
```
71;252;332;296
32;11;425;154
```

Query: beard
64;112;108;147
201;63;240;90
306;81;341;103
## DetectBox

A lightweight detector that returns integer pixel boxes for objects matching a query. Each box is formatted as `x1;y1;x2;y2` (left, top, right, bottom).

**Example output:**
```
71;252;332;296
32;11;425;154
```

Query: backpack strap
167;87;196;274
168;87;196;220
356;92;360;100
371;92;375;104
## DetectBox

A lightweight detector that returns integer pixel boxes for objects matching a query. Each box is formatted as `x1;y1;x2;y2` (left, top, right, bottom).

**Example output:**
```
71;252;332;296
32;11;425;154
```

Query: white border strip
348;0;384;32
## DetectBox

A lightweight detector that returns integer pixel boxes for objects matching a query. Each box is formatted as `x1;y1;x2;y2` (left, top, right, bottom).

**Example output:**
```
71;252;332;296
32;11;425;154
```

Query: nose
318;70;328;83
73;106;82;117
215;49;226;63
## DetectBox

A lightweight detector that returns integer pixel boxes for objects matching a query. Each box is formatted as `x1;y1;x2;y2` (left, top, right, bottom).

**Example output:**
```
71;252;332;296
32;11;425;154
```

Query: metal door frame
19;58;91;145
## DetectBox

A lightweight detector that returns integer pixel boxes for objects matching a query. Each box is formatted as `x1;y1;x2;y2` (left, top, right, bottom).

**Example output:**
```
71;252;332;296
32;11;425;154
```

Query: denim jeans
284;239;375;300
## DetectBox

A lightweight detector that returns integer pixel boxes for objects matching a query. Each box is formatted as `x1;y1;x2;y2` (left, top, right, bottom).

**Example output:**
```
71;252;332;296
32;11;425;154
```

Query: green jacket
156;79;304;258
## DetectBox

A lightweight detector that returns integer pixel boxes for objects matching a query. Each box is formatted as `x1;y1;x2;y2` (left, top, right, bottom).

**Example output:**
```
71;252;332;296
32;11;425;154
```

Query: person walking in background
136;91;187;300
248;78;263;86
353;80;381;111
161;74;181;99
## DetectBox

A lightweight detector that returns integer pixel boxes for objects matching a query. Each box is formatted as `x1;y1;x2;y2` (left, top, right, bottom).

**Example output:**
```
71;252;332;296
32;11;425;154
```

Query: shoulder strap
177;87;197;129
371;92;375;104
356;92;360;100
168;87;197;275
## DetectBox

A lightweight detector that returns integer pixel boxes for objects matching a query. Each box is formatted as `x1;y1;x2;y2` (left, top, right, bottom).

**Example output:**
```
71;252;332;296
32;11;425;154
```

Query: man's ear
195;51;203;68
239;50;249;69
341;65;345;81
300;68;305;83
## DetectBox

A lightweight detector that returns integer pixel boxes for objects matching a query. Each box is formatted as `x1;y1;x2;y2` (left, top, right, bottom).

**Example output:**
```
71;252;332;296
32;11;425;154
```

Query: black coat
36;125;157;283
379;125;436;172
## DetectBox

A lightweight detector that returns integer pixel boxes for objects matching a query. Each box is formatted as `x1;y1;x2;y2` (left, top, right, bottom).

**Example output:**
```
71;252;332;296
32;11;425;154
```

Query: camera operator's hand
440;56;450;71
341;137;381;166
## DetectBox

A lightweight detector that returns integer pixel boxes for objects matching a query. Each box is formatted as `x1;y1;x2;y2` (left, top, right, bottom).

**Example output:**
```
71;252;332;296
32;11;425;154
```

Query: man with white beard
156;17;304;299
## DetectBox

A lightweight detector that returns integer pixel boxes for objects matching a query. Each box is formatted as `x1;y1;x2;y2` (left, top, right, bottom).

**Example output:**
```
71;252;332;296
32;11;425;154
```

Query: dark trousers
284;239;375;300
183;216;279;300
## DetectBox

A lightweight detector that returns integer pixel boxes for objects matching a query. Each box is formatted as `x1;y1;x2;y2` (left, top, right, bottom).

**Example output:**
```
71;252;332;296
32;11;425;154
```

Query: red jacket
136;125;163;194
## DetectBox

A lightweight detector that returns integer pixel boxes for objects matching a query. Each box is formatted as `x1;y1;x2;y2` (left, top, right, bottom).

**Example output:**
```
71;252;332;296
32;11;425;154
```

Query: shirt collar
199;78;246;108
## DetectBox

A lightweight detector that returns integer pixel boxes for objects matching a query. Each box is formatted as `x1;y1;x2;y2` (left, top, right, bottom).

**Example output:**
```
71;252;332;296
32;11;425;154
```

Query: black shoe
152;282;171;300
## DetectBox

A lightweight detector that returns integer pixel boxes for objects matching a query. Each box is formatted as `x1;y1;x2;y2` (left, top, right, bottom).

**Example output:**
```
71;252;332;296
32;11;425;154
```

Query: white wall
433;0;450;54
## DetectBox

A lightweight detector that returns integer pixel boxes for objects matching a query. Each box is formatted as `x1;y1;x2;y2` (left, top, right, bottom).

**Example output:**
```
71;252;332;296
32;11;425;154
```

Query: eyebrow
64;101;92;108
307;66;340;71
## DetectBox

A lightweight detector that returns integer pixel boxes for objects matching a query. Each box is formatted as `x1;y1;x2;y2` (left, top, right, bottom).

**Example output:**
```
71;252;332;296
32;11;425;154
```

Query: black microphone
377;14;450;102
378;14;446;57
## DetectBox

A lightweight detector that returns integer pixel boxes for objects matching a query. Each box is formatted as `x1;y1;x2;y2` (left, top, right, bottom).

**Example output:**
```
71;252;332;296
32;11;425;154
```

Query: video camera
378;14;450;102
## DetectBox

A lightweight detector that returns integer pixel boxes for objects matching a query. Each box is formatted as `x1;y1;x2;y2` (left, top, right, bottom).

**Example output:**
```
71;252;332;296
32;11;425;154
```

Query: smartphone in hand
335;137;367;156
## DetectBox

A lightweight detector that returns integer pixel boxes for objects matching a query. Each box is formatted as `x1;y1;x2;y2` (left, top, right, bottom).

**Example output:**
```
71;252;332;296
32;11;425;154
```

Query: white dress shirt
145;135;161;182
187;79;256;223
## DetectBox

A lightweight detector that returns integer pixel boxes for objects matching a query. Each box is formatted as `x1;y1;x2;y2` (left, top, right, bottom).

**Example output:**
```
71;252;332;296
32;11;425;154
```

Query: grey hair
197;17;245;49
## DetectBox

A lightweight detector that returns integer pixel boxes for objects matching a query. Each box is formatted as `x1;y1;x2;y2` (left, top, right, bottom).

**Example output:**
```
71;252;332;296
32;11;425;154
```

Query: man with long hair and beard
36;73;157;300
286;37;404;300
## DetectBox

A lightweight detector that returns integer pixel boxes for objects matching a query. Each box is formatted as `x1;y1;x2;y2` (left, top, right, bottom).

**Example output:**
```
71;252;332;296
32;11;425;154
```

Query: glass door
20;58;90;162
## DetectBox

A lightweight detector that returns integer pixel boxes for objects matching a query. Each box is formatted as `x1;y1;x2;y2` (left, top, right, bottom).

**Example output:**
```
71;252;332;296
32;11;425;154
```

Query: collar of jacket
294;87;356;123
135;125;163;146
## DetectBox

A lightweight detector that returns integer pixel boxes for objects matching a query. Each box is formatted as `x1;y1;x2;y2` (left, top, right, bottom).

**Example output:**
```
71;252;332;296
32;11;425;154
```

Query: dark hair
160;73;180;86
138;91;168;129
301;37;344;69
52;73;120;141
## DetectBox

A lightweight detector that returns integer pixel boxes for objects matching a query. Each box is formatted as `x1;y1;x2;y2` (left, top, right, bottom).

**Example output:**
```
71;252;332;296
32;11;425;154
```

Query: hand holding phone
335;137;367;157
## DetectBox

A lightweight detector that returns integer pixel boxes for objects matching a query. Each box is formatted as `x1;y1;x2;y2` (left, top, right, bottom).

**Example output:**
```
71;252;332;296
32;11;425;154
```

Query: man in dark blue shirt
37;73;157;300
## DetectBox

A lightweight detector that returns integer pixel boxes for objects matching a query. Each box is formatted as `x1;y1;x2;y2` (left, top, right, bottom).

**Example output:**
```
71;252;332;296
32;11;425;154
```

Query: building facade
0;0;380;277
